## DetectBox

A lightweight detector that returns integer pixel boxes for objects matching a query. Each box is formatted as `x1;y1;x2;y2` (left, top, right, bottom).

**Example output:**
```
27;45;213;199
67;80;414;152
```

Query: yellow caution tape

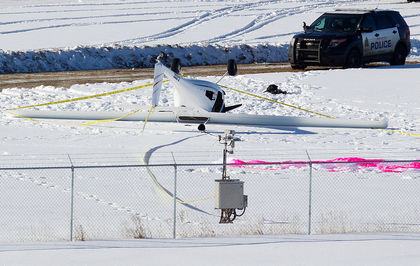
5;108;144;126
221;84;419;137
382;129;420;137
6;77;417;137
142;105;155;132
143;155;215;204
220;84;335;119
5;81;169;126
8;81;164;111
150;167;215;204
4;110;42;122
79;108;143;125
183;195;216;204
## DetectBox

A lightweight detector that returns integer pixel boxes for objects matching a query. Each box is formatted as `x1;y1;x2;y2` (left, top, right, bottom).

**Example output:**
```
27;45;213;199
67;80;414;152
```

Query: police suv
288;9;411;69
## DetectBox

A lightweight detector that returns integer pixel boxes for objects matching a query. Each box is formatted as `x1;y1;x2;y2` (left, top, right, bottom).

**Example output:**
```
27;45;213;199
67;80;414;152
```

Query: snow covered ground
0;0;420;265
1;233;420;266
1;0;420;73
2;67;418;160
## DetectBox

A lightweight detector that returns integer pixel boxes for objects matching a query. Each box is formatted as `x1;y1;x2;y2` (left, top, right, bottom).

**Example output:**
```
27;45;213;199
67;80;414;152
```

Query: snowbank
2;40;419;74
0;43;288;74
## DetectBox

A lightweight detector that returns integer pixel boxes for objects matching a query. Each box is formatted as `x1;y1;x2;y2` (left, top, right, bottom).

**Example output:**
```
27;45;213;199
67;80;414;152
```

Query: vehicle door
360;14;377;57
371;13;399;55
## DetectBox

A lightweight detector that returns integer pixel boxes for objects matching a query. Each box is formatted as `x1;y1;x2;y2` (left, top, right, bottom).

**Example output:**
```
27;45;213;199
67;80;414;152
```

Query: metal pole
222;141;227;179
68;154;75;241
306;150;312;235
173;164;177;239
171;153;177;239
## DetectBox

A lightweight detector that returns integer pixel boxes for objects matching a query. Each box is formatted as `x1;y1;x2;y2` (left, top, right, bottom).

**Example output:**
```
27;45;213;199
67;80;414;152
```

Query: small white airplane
14;55;388;131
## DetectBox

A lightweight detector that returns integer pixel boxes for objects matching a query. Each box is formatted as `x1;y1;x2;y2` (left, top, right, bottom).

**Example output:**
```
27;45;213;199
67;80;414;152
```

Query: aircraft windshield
309;14;362;33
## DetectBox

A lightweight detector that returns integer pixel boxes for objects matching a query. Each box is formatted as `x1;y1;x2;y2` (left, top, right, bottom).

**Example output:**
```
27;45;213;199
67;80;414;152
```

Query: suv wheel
344;49;361;68
390;44;407;66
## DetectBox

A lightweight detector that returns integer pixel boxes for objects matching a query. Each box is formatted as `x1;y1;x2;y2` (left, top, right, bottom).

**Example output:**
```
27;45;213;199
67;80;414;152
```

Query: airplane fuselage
153;62;225;113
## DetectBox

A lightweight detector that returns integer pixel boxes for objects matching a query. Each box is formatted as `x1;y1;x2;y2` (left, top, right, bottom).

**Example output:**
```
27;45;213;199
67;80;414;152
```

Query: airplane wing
11;107;388;129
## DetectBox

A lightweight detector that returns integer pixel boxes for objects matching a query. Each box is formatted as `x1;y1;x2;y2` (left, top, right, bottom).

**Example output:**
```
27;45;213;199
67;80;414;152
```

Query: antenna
216;71;228;84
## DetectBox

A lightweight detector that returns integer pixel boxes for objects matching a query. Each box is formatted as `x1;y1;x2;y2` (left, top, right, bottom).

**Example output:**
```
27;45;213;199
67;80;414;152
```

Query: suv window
310;14;362;33
386;11;407;27
375;13;394;30
361;14;376;31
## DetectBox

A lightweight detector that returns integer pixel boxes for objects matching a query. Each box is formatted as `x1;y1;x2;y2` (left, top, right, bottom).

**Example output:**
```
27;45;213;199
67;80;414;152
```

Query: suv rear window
386;11;407;27
310;14;362;33
375;13;394;29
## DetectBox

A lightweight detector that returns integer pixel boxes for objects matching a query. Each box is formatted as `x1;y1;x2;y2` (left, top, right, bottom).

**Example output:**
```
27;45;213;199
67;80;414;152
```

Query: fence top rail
0;159;418;171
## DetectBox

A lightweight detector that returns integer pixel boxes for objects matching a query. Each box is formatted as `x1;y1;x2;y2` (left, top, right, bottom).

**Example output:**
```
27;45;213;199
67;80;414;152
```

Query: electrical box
215;179;244;209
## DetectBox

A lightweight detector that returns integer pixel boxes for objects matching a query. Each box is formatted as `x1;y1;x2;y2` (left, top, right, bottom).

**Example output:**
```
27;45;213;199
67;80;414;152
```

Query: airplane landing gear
198;124;206;131
171;58;181;74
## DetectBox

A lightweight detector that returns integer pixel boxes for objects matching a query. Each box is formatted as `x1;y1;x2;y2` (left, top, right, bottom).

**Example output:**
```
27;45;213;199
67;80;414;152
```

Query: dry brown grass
1;61;418;91
0;63;301;91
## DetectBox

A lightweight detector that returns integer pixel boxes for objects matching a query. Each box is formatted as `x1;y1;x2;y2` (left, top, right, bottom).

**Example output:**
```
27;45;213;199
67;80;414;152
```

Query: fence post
306;151;313;235
172;153;177;239
68;155;75;242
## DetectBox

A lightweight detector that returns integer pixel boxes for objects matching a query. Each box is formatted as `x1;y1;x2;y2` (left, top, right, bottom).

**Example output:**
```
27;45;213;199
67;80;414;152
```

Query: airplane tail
152;62;164;106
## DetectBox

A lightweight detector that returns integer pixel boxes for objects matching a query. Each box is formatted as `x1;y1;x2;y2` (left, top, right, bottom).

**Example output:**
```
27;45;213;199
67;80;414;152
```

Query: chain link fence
0;160;419;242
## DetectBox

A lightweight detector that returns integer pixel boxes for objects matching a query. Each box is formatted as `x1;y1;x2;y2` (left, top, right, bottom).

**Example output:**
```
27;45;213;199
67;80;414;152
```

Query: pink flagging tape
230;157;420;173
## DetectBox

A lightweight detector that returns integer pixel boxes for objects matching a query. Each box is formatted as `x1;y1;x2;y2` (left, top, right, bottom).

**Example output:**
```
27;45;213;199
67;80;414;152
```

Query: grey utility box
215;179;244;209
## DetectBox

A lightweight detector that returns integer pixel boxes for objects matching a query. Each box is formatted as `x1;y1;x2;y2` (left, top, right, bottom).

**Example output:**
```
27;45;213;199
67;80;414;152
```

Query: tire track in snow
1;17;194;35
198;0;370;44
114;0;289;45
0;2;208;35
0;0;385;46
0;1;171;15
23;1;170;8
200;5;316;44
0;11;186;27
115;0;369;45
